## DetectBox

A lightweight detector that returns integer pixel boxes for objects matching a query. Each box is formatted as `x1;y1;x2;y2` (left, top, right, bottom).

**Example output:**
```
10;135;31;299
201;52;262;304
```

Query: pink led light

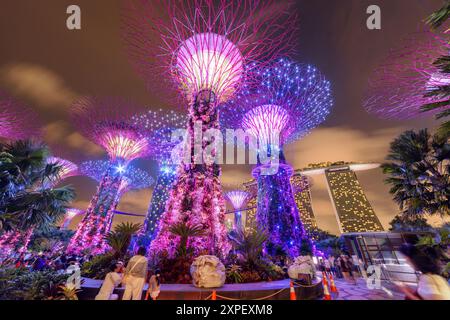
71;96;152;162
47;157;78;181
176;32;244;102
102;131;149;162
242;104;291;147
226;190;249;210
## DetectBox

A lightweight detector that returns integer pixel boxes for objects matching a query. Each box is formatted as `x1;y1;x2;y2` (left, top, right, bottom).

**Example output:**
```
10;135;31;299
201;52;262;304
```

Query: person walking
146;269;162;301
95;262;123;300
122;247;148;300
396;244;450;300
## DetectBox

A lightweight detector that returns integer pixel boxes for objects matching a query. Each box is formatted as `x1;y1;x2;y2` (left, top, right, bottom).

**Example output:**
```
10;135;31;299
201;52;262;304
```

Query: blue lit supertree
78;159;154;251
221;59;333;257
225;190;249;230
131;110;187;248
66;97;153;255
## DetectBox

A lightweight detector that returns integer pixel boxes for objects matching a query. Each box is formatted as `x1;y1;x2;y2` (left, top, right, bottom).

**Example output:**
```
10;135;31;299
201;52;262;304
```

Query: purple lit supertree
0;91;41;140
364;31;450;119
66;97;152;255
221;58;333;257
123;0;298;258
131;110;187;248
225;190;249;230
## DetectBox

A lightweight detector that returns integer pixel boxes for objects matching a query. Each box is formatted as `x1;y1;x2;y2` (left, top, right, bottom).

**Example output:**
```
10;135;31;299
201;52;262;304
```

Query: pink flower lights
364;31;450;120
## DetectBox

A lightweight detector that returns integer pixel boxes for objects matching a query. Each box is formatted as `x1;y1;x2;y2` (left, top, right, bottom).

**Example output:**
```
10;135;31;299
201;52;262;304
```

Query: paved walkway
332;277;405;300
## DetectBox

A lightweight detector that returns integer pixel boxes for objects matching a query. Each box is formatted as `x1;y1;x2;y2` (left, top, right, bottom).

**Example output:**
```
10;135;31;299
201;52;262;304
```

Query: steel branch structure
364;31;450;120
124;0;298;258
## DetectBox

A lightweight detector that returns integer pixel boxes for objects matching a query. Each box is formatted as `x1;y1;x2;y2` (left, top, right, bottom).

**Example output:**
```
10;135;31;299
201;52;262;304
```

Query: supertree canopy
66;97;152;254
221;59;333;257
225;190;249;229
0;91;41;140
61;208;84;230
131;110;188;248
364;31;450;120
67;160;154;254
124;0;298;258
45;156;79;186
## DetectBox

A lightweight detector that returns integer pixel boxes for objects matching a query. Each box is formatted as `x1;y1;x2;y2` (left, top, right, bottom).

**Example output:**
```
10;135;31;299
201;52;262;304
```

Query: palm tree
382;129;450;218
228;226;267;268
105;222;141;258
167;223;206;258
0;140;75;232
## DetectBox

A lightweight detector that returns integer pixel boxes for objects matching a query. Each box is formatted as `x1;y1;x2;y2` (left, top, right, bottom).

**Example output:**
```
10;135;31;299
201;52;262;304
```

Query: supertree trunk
150;90;231;258
66;163;123;255
134;166;177;248
0;228;33;261
253;158;311;258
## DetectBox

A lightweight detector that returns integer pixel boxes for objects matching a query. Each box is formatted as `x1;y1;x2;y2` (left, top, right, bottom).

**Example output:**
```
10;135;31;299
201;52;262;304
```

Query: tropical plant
228;226;268;269
388;214;433;232
105;222;141;259
167;222;206;258
226;264;243;283
81;253;117;280
0;140;75;232
28;225;74;253
382;129;450;218
0;267;71;300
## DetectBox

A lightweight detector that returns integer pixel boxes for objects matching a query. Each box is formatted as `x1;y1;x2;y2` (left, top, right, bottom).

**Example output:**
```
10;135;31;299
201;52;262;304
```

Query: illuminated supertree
221;59;333;257
61;208;84;230
66;97;152;255
124;0;298;258
0;91;41;140
364;31;450;119
225;190;249;230
74;160;154;251
131;110;187;248
45;156;79;187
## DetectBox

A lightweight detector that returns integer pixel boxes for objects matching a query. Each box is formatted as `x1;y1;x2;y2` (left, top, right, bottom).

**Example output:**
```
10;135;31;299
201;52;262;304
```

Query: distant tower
300;162;383;234
291;173;317;233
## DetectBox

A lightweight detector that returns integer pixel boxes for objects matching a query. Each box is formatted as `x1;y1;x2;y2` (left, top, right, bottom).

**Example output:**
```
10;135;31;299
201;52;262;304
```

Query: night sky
0;0;446;234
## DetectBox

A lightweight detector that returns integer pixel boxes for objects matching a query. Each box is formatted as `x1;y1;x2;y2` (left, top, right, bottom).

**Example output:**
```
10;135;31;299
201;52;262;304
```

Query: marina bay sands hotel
242;161;384;234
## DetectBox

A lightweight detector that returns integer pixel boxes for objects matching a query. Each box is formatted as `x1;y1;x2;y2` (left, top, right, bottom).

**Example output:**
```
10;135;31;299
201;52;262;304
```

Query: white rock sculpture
190;255;226;288
288;255;316;280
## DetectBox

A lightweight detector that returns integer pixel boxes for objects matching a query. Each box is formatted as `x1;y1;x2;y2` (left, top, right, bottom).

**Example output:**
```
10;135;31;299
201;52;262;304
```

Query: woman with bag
122;247;148;300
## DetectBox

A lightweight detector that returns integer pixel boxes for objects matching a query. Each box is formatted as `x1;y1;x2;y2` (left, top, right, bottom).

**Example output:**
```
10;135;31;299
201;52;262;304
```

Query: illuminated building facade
324;167;384;233
291;173;317;233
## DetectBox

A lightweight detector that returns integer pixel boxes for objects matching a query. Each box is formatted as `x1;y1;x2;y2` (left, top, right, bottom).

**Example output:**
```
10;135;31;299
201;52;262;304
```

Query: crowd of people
317;254;361;285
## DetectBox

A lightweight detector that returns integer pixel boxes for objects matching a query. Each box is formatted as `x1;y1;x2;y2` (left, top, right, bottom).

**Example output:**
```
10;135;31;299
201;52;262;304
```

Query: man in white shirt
95;262;123;300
